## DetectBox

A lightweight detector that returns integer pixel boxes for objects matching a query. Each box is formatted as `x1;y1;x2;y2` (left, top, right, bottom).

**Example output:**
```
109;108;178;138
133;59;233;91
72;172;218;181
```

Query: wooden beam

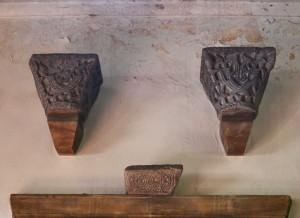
10;194;291;218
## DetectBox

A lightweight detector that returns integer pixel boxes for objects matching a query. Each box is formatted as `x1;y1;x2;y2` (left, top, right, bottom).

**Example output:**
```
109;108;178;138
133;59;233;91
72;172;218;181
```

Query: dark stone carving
201;47;276;120
29;54;103;155
125;165;183;196
29;54;102;121
200;47;276;155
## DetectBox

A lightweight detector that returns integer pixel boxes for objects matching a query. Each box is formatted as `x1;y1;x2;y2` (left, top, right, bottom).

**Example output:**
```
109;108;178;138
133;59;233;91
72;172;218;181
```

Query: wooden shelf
10;194;291;218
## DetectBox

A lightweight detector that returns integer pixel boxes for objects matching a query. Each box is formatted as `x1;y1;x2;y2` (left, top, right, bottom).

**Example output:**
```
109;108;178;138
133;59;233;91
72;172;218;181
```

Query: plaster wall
0;0;300;217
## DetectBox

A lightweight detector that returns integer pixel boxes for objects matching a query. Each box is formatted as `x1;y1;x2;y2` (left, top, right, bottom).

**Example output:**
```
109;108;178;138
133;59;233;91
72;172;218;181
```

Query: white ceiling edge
0;0;299;2
0;1;299;17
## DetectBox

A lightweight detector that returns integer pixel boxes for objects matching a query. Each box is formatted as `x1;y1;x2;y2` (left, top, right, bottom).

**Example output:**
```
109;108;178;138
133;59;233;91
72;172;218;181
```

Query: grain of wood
10;194;291;218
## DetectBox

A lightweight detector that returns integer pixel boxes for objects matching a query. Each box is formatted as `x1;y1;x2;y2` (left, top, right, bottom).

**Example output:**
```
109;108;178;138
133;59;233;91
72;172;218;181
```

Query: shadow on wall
78;74;129;155
289;197;299;218
246;77;283;155
79;85;118;154
248;68;300;155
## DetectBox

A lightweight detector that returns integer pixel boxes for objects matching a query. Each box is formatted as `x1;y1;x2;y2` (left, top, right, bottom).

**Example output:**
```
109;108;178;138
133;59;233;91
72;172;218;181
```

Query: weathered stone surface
29;53;103;155
125;165;183;196
200;47;276;155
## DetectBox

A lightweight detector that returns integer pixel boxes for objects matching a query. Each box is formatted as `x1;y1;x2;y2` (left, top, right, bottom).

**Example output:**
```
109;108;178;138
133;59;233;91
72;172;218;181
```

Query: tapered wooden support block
29;54;103;155
220;120;253;155
47;111;83;155
200;47;276;155
10;194;292;218
125;164;183;196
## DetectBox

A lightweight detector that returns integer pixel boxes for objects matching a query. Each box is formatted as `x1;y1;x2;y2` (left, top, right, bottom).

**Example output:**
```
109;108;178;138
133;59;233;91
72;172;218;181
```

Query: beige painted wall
0;1;300;217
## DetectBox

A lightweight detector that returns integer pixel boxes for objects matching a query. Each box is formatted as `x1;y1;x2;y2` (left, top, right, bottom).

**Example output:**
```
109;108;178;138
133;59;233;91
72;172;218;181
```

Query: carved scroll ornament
200;47;276;155
125;165;183;196
29;54;103;155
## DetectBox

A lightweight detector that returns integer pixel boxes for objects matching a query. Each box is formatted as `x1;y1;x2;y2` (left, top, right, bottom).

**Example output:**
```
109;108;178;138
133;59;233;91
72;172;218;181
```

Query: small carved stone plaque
125;165;183;196
200;47;276;155
29;54;103;155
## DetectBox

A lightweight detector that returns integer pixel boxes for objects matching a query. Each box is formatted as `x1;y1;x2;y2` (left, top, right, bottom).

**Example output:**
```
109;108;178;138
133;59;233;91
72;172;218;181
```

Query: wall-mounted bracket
29;54;103;155
200;47;276;155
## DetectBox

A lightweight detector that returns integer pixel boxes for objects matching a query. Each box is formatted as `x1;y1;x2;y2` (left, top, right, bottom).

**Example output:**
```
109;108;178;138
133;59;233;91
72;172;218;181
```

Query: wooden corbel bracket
29;54;103;155
200;47;276;155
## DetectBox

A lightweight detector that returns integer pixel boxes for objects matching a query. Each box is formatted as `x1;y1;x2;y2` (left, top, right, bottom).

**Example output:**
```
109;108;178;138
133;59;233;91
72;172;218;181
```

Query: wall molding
0;0;299;18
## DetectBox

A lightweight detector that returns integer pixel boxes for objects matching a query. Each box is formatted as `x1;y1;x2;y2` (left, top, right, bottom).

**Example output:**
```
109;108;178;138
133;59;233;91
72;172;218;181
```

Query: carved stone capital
29;54;103;155
200;47;276;155
125;165;183;196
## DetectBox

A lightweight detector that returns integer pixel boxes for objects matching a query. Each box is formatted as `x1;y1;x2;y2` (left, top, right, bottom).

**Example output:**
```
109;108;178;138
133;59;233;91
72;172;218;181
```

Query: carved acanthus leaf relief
125;165;183;196
29;54;103;121
200;47;276;120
